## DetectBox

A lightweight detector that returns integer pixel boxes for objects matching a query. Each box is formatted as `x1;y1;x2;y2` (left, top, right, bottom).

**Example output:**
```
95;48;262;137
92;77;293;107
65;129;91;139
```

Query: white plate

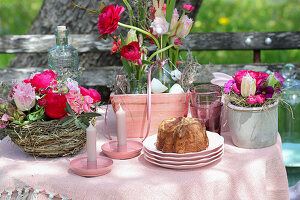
144;151;223;169
144;148;224;165
143;131;224;158
143;144;223;161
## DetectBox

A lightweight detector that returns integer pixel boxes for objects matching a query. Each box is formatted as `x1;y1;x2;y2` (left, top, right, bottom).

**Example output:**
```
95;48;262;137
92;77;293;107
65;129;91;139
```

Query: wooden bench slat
1;32;299;53
1;64;298;87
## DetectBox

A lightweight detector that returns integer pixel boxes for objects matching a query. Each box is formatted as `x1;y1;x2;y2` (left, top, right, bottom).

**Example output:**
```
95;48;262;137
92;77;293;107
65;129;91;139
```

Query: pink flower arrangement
0;70;101;130
72;0;195;94
224;70;284;107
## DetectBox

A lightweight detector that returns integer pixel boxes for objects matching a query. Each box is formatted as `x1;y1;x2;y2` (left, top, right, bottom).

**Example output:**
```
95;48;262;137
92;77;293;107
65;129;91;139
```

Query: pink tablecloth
0;106;289;200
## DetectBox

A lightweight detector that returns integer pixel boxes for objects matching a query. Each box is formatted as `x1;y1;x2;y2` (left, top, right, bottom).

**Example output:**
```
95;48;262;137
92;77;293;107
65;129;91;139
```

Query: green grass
0;0;299;67
187;0;300;64
0;0;43;68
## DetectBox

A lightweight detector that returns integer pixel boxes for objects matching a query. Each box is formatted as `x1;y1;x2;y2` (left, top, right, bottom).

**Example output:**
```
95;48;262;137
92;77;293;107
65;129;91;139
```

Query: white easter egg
151;78;168;94
169;83;184;94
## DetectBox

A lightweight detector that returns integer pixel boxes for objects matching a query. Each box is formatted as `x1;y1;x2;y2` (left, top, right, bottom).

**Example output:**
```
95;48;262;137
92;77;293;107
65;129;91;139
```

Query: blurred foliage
186;0;300;64
0;0;299;68
0;0;43;68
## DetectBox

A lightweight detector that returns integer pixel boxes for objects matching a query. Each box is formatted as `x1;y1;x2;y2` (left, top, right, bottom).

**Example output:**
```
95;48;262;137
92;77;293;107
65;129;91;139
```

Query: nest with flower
1;70;101;157
223;70;285;108
72;0;198;94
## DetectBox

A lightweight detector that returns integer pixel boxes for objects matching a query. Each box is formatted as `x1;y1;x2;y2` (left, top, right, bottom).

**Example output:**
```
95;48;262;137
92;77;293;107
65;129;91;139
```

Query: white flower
66;78;79;92
241;73;256;97
150;17;169;35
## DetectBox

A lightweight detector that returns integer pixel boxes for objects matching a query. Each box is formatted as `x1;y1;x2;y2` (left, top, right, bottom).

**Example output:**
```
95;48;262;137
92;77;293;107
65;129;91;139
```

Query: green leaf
79;113;101;118
62;118;75;126
166;0;176;24
59;116;73;124
78;120;88;131
120;34;126;47
80;117;90;127
65;102;75;116
74;119;80;128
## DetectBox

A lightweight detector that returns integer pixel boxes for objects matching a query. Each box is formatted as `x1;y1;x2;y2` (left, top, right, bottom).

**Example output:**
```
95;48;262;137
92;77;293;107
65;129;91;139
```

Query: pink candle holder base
70;156;113;177
101;140;143;159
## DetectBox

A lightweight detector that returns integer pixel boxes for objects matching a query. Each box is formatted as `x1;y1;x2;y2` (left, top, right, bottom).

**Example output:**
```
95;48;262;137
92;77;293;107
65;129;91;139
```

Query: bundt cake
156;117;209;154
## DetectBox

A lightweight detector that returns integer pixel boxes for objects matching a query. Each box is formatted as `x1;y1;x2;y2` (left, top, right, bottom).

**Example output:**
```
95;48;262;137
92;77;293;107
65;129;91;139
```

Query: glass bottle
48;26;79;82
278;64;300;167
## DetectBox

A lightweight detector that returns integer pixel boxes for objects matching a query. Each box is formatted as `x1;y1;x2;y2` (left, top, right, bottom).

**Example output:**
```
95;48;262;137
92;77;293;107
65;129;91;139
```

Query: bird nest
5;120;86;158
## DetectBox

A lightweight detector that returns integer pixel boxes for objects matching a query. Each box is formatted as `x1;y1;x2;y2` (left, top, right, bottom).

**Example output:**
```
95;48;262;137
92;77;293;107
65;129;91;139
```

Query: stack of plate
143;131;224;169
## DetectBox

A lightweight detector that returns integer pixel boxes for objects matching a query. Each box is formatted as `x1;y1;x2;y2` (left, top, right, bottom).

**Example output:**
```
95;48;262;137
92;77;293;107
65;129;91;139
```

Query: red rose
97;5;124;34
79;86;101;104
43;92;67;119
31;70;57;94
111;40;121;55
120;42;141;62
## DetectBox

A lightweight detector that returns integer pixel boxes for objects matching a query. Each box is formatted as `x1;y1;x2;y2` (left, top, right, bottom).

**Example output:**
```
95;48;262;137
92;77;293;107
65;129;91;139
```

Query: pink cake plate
101;140;143;159
70;156;113;177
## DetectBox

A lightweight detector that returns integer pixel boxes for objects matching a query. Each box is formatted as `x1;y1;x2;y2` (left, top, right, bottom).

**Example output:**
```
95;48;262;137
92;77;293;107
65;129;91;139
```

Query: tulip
126;29;138;45
150;17;169;35
13;82;36;111
170;8;179;31
241;73;256;97
176;15;193;38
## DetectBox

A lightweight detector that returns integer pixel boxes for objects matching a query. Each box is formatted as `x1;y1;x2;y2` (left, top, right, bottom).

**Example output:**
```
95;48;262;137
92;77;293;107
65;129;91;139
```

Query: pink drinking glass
190;84;222;134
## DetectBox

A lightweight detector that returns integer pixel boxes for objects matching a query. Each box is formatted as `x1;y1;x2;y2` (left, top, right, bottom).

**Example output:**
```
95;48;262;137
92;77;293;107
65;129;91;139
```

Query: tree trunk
9;0;202;69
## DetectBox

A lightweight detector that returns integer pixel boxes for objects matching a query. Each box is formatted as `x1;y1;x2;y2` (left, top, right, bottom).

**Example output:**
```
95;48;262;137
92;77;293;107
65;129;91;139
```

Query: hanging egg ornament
171;69;182;81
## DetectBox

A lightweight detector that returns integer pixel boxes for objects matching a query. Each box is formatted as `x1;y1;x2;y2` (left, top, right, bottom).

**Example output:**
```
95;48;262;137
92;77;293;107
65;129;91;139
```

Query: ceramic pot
227;101;278;149
111;93;186;138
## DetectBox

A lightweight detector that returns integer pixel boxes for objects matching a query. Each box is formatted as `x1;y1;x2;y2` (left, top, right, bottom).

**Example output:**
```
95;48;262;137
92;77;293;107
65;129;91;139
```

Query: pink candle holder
101;140;143;160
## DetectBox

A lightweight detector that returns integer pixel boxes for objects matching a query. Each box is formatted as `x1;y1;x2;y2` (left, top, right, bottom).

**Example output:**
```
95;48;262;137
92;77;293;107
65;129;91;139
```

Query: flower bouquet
1;70;101;157
220;70;285;148
72;0;197;138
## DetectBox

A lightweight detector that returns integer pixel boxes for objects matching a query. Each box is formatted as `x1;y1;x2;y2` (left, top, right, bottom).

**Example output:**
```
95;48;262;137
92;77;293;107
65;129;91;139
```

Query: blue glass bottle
48;26;79;82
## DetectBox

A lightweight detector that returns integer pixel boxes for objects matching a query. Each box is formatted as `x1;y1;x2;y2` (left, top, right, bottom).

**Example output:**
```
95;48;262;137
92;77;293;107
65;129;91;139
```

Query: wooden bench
0;31;299;100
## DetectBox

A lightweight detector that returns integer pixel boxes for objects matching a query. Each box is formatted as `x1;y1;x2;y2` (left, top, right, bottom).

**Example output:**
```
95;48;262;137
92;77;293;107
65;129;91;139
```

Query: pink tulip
176;15;193;38
170;8;179;31
13;82;36;111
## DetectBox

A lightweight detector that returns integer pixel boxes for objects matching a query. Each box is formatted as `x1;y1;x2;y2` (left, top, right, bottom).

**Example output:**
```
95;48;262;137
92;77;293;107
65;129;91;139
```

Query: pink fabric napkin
0;105;289;200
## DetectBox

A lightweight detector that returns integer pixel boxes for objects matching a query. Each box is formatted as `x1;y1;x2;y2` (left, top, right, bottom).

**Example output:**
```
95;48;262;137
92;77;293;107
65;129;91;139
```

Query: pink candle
117;104;127;147
86;123;97;168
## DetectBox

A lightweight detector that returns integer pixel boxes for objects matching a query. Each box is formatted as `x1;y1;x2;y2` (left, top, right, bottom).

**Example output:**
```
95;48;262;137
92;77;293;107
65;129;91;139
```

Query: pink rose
120;42;141;62
0;114;9;128
31;70;57;94
182;4;195;13
97;5;124;34
79;86;101;104
44;92;67;119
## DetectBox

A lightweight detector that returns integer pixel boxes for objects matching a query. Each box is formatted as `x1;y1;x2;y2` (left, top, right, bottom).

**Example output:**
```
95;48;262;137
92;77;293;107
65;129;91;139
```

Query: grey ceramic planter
227;101;278;149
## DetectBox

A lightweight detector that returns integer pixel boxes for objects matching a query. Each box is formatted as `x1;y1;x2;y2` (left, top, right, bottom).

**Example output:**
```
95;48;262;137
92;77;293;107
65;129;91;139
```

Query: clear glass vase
128;79;146;94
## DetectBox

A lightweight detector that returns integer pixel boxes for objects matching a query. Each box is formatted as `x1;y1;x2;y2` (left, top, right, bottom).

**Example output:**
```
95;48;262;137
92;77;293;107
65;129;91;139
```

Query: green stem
118;22;160;49
122;0;134;26
147;44;175;62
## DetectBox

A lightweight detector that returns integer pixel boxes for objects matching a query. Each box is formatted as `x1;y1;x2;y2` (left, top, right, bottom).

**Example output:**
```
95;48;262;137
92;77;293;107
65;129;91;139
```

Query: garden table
0;105;289;200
